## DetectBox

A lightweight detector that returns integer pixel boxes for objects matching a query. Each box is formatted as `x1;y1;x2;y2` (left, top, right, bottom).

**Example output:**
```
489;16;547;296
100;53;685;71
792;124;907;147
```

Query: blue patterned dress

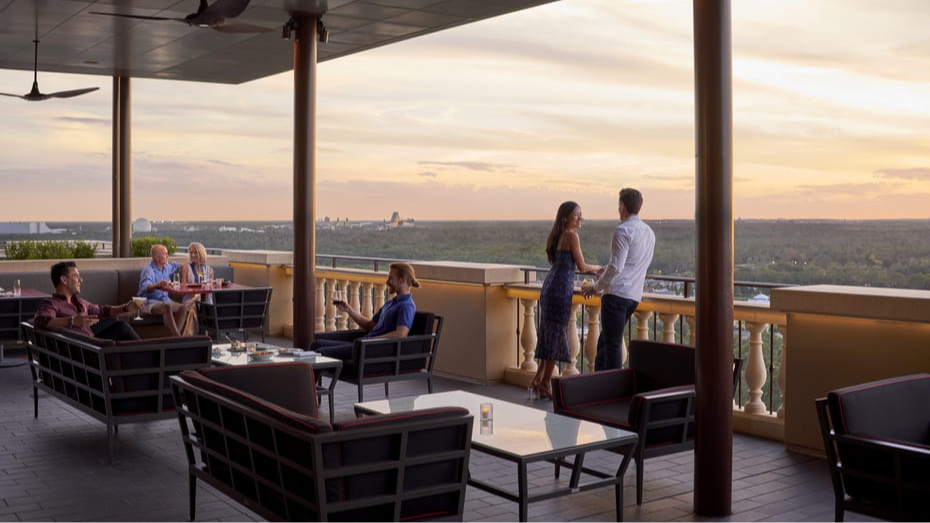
535;249;575;362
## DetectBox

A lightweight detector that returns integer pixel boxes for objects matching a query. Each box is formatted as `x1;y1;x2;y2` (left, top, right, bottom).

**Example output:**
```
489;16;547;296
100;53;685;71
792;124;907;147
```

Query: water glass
13;279;21;296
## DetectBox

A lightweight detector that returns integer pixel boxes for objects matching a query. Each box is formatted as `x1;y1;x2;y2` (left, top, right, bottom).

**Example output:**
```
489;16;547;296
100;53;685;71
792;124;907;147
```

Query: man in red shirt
34;261;143;341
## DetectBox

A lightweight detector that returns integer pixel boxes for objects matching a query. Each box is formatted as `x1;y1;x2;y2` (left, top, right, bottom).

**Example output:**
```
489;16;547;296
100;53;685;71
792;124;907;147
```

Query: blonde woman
181;242;215;304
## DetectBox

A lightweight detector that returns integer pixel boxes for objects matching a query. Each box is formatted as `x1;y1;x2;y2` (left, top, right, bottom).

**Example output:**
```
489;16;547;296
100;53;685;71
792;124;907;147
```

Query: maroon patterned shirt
33;294;118;337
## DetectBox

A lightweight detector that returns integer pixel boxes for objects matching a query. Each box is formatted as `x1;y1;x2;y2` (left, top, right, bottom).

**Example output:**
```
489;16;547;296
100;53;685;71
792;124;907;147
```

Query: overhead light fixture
282;17;296;40
317;20;329;43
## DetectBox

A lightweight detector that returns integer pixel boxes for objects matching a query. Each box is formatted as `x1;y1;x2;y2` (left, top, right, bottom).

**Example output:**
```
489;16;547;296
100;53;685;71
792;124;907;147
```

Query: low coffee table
212;343;343;423
355;390;638;521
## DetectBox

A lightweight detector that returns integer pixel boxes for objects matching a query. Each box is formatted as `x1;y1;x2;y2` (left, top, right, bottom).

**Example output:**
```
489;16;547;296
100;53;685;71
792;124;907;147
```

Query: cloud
417;161;516;172
54;116;109;127
874;168;930;181
418;171;438;178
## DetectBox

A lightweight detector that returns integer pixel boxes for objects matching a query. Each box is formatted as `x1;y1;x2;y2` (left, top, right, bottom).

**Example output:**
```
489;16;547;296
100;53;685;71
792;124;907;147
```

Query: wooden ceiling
0;0;559;84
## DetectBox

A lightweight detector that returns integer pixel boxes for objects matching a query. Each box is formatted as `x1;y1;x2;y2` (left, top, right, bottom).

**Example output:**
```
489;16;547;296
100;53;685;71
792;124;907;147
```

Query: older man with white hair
138;244;196;337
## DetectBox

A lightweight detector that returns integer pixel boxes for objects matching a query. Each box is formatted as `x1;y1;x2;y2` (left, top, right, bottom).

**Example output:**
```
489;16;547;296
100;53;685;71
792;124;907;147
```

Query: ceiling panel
0;0;559;85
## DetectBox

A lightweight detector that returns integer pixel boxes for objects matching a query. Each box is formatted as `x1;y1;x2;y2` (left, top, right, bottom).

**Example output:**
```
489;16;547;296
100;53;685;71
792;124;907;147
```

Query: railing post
361;282;374;318
776;324;787;419
563;303;581;376
584;304;600;373
374;283;387;311
634;310;652;339
324;280;336;332
347;280;361;330
659;312;680;343
685;315;697;346
314;277;325;332
519;298;538;371
743;321;768;414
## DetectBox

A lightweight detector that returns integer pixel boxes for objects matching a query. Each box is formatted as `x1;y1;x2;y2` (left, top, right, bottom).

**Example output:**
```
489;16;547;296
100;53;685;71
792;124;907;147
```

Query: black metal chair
198;286;272;342
551;339;743;504
314;311;443;402
815;374;930;522
171;362;472;522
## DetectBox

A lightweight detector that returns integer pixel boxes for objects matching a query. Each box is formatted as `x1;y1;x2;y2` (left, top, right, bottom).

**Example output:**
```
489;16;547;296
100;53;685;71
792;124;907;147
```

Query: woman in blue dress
531;202;600;400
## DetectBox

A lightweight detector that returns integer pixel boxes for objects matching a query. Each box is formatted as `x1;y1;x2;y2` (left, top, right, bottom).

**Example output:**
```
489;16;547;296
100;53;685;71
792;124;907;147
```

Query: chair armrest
552;369;636;410
314;330;366;343
842;433;930;456
628;385;695;428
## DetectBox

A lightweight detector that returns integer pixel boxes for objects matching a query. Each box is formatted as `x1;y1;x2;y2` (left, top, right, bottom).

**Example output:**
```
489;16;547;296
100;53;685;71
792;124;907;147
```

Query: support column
693;0;734;516
112;76;132;258
292;16;319;349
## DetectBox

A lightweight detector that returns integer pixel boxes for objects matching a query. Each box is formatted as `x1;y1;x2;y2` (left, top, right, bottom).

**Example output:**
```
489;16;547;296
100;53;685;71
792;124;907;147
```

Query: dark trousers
594;294;639;371
310;338;355;361
91;318;141;342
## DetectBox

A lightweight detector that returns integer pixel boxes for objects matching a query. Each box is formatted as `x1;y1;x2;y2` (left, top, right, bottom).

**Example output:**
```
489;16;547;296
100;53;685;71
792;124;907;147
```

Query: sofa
21;321;213;462
171;362;473;521
1;265;234;337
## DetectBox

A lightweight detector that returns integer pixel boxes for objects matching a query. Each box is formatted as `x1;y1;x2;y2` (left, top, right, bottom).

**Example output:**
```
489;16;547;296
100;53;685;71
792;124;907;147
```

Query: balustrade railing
507;284;787;420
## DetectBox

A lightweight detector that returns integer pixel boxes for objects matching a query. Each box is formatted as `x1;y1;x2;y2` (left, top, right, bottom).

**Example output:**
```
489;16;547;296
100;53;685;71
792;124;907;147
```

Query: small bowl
248;351;275;361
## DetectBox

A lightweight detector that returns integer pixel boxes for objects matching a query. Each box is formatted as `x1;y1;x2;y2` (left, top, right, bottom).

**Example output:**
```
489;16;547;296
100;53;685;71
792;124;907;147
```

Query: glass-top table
355;390;638;522
212;343;342;423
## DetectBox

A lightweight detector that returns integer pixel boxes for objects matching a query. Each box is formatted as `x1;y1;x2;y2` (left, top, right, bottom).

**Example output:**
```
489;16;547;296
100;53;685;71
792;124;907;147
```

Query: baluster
348;280;361;330
324;280;336;332
584;304;600;373
634;310;652;339
659;312;679;343
361;282;374;318
776;324;787;419
314;277;325;332
374;283;387;311
685;315;697;346
335;280;349;331
743;321;768;414
563;303;581;376
519;298;538;371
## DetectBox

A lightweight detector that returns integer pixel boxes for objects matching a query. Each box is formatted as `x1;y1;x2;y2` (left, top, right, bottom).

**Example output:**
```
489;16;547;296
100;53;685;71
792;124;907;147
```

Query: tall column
112;76;132;258
693;0;734;516
292;16;319;349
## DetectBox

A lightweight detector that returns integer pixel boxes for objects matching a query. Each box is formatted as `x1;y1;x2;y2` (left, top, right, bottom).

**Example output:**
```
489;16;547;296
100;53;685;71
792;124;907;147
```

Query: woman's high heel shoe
536;384;553;400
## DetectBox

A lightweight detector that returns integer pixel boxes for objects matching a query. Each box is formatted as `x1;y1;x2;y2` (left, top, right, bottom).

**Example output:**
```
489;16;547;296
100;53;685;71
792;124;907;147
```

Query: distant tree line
4;219;930;290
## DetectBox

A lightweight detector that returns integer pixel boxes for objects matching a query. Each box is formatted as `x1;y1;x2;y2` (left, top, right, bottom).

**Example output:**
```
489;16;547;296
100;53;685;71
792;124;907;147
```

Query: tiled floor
0;348;875;522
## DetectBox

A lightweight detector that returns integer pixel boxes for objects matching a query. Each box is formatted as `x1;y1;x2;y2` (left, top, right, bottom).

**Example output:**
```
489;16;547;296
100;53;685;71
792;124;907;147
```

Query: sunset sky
1;0;930;222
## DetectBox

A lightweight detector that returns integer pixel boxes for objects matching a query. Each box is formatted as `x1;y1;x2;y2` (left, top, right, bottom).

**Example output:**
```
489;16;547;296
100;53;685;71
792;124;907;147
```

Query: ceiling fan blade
212;22;274;34
0;92;28;99
46;87;101;99
209;0;253;20
90;11;184;22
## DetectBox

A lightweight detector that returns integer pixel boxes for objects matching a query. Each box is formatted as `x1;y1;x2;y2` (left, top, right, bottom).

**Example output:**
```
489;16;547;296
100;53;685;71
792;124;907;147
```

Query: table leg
0;343;27;368
614;443;635;522
518;461;529;522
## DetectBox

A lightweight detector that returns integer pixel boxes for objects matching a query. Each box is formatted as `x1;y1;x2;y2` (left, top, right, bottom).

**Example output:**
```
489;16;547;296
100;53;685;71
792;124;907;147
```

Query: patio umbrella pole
693;0;734;517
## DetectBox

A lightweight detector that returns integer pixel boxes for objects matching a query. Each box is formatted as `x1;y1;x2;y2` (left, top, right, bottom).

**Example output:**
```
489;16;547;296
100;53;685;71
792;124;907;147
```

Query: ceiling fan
91;0;274;34
0;40;99;102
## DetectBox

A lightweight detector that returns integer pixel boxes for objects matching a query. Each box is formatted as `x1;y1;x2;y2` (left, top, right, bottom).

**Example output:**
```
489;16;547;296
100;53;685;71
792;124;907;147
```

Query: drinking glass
13;279;21;296
131;296;146;321
333;290;345;322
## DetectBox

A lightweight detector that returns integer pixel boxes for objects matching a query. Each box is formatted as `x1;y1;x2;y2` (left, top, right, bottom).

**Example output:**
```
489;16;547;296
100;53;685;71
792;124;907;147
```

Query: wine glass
332;290;345;324
131;296;146;321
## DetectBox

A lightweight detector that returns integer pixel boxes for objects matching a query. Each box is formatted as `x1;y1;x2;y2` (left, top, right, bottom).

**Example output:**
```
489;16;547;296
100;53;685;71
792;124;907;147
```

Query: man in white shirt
582;188;656;370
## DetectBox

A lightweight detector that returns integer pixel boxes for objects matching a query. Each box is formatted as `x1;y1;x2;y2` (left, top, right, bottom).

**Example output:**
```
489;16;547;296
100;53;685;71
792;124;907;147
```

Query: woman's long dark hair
545;201;579;264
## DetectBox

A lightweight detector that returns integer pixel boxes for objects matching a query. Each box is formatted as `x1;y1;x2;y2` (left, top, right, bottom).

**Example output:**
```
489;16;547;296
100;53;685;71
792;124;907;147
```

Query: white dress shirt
593;215;656;302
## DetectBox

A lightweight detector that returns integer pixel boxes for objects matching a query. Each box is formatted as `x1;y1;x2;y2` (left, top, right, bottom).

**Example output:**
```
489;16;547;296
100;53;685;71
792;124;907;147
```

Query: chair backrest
826;374;930;443
629;340;695;392
199;286;272;339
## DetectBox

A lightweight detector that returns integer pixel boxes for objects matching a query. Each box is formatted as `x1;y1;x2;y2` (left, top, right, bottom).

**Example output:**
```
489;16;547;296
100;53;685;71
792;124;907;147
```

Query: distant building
132;218;152;233
0;221;62;234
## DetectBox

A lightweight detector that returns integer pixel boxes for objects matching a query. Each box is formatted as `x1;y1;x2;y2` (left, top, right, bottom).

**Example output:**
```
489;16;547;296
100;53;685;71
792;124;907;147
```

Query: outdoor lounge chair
171;362;472;521
815;374;930;522
314;311;443;402
551;339;743;504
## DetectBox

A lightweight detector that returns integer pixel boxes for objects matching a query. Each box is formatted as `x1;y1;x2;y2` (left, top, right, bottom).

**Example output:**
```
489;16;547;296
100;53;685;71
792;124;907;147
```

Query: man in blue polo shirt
138;244;196;337
311;262;419;360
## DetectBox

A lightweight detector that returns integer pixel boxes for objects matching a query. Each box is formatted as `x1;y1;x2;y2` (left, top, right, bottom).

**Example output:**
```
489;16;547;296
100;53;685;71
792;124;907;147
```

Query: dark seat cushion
629;340;695;392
